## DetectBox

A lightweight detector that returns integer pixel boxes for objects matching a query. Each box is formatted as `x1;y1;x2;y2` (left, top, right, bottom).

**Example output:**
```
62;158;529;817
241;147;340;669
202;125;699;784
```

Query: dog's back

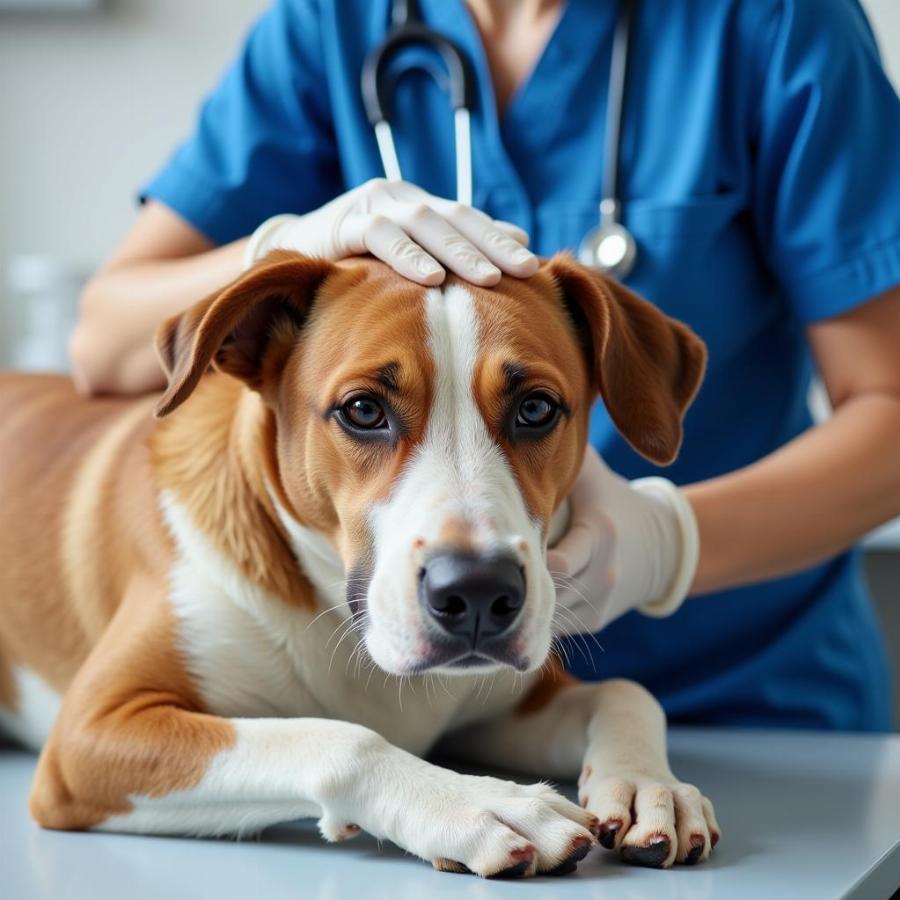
0;374;158;736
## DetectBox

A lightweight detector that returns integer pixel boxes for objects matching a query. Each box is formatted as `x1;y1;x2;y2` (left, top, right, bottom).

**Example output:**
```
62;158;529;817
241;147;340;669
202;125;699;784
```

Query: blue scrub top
142;0;900;731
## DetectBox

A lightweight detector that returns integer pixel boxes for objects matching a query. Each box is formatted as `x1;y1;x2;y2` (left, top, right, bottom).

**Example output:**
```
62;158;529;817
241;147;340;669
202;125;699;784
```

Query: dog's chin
366;635;539;677
417;649;531;677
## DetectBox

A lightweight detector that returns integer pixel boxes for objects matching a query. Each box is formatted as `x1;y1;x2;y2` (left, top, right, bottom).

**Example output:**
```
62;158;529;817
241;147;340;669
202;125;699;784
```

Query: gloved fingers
492;219;531;246
546;522;596;578
340;179;534;285
567;447;614;508
384;182;527;246
345;213;446;285
436;202;538;277
390;202;503;286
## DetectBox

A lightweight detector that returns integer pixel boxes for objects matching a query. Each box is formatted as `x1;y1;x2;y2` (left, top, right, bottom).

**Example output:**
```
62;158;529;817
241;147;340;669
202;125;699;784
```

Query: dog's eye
515;393;560;430
342;396;388;430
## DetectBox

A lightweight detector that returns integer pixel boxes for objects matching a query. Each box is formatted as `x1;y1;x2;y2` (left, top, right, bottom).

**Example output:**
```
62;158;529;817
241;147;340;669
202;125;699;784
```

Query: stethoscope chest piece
578;197;637;279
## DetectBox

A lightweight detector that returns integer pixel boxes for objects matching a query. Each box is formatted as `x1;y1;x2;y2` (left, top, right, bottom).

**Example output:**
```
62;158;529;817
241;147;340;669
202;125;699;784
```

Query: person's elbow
69;278;163;397
69;278;115;396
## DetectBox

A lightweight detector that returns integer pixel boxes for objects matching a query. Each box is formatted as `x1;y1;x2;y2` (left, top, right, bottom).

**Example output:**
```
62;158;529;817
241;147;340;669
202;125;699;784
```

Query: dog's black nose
419;552;525;644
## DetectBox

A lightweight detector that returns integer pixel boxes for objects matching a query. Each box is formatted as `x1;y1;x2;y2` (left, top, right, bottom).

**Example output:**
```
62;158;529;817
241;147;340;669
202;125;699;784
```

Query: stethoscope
362;0;639;279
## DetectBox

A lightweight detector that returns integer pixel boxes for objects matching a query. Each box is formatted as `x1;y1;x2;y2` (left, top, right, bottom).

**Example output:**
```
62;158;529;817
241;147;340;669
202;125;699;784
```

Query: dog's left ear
154;251;335;418
546;253;707;465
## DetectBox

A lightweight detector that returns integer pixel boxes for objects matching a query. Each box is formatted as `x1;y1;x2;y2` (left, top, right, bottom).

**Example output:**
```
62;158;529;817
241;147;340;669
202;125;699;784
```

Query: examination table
2;727;899;900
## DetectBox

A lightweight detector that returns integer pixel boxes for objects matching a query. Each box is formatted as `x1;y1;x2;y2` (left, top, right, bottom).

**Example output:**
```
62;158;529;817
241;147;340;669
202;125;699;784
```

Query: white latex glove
546;447;700;636
244;178;539;284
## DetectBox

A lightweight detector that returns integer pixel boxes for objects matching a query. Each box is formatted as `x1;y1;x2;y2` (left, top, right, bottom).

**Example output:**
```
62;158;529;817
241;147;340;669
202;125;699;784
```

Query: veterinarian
71;0;900;732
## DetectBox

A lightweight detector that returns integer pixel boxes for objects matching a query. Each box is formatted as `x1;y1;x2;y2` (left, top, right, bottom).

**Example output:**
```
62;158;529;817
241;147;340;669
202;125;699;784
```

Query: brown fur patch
543;254;707;466
0;375;159;694
61;398;162;645
30;571;235;829
437;517;476;552
0;651;15;711
467;271;593;532
516;656;578;716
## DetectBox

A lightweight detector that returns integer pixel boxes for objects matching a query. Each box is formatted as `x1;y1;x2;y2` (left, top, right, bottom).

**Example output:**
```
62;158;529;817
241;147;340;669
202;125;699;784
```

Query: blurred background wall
0;0;265;284
0;0;266;366
1;0;899;722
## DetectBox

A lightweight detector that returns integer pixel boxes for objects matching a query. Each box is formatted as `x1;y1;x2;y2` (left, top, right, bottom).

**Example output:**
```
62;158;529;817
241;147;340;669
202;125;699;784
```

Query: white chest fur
160;492;528;756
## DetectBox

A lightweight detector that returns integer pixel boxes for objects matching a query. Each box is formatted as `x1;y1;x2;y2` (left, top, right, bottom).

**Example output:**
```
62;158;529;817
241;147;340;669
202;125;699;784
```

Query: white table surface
2;727;899;900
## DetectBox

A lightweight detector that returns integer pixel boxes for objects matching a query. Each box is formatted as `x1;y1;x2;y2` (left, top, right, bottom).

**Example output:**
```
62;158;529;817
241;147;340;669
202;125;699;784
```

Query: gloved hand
244;178;539;284
547;447;699;636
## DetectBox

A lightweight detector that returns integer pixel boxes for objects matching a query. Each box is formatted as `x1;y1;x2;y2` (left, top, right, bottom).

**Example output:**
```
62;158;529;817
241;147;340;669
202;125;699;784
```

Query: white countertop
2;727;899;900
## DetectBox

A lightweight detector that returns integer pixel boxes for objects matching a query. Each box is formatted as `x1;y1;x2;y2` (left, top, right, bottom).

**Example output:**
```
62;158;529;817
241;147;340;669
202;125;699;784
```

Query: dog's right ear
154;251;335;418
545;253;706;465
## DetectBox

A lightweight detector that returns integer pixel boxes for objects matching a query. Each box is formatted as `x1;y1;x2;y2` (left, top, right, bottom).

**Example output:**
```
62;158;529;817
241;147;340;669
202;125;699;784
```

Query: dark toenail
568;839;593;861
547;859;579;876
711;831;720;848
621;835;670;868
547;838;593;876
685;842;704;865
599;819;622;850
492;859;530;879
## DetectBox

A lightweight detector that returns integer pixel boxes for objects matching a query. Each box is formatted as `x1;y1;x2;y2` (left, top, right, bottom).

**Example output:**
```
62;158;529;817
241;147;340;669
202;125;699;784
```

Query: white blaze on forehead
371;284;536;558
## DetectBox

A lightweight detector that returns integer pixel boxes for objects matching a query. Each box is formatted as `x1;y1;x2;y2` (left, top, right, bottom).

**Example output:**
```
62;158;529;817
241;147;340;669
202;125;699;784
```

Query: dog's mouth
404;640;531;675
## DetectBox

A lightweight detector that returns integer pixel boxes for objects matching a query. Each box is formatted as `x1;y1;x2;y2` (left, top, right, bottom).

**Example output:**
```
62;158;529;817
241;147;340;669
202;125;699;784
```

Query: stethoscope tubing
577;0;638;278
361;0;637;276
602;0;633;216
362;0;475;205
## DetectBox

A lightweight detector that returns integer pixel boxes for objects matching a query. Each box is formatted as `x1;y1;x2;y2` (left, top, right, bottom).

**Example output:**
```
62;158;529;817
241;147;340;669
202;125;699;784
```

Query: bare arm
687;284;900;594
70;202;248;396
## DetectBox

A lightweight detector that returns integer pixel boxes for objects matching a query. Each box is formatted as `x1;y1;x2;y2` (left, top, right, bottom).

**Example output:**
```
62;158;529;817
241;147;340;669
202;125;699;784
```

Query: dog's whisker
328;617;367;671
305;598;352;632
552;602;604;643
550;634;573;669
323;614;356;649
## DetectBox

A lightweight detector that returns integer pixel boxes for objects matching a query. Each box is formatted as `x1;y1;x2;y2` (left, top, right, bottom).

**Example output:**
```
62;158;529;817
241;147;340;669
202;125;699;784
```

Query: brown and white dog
0;251;715;878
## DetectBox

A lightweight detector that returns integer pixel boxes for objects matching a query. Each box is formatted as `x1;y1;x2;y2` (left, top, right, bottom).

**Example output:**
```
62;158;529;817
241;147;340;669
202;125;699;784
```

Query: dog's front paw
326;765;599;879
421;777;599;878
577;766;720;868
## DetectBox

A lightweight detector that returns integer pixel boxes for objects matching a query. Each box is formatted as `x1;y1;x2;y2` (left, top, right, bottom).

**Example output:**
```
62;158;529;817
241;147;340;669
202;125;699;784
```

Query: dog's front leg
441;675;720;868
30;574;597;877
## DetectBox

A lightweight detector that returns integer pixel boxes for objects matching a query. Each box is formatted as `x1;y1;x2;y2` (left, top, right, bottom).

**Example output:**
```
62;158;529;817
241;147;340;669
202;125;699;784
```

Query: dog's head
155;251;705;676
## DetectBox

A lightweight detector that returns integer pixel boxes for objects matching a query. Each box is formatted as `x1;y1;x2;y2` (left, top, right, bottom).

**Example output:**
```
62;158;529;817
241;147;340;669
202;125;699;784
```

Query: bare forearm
71;238;248;396
686;391;900;595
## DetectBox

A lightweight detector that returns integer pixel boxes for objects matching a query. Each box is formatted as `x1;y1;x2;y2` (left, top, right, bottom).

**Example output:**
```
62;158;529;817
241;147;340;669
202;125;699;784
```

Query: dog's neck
152;375;319;611
267;488;347;614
